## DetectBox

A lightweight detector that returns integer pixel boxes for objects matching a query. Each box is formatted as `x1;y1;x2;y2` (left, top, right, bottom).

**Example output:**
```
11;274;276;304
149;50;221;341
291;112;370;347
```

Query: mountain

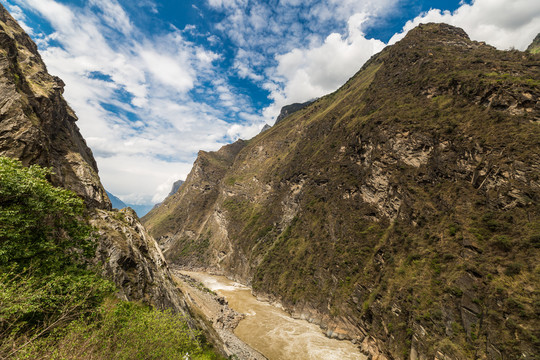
274;99;315;124
143;23;540;359
106;190;128;209
0;4;186;314
526;33;540;54
106;190;157;217
169;179;185;197
260;124;271;133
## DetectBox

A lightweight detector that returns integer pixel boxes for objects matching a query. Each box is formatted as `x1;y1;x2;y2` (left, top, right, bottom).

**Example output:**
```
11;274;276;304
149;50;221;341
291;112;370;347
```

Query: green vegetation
0;157;221;359
9;299;219;360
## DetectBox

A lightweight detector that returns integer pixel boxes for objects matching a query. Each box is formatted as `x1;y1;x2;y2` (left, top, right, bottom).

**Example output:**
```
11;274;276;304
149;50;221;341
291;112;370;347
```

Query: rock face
143;23;540;359
91;208;187;313
0;4;187;314
0;5;109;210
274;100;315;125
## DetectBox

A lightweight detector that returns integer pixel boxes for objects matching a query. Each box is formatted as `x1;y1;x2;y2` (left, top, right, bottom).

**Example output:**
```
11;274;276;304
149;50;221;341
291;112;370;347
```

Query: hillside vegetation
0;157;221;359
144;24;540;359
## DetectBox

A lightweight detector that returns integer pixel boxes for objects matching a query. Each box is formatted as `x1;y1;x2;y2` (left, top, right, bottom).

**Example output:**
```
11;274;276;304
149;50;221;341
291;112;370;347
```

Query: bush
0;156;93;272
16;300;216;360
0;157;114;355
0;157;222;359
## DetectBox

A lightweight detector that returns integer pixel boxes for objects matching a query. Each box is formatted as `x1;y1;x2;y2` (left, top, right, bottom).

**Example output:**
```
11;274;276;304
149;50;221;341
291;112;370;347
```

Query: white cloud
9;0;256;205
389;0;540;50
263;12;385;121
96;154;193;205
89;0;133;36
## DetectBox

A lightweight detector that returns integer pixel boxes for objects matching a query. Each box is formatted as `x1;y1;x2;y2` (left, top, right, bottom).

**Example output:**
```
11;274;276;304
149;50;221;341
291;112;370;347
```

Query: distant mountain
106;190;127;210
143;23;540;359
259;124;271;133
274;100;315;125
168;180;185;197
526;33;540;54
128;204;154;217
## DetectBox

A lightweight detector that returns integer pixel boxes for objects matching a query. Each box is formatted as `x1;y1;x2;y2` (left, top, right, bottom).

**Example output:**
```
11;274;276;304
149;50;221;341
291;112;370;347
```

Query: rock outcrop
0;4;187;314
274;100;315;125
0;5;109;210
91;208;187;313
144;23;540;359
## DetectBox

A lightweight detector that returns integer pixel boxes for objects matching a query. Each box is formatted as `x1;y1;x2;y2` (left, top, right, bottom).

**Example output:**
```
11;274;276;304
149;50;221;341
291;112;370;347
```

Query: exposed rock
0;5;110;210
274;100;315;125
90;208;188;313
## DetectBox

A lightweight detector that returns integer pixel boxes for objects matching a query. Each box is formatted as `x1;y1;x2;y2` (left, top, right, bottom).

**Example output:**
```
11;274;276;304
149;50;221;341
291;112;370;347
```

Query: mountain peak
410;22;470;39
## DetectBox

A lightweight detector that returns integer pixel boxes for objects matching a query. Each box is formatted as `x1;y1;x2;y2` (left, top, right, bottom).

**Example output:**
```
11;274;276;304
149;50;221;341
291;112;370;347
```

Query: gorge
0;2;539;359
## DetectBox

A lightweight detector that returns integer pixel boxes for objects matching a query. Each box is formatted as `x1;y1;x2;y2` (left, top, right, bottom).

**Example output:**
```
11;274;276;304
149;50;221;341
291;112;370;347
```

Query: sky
1;0;539;208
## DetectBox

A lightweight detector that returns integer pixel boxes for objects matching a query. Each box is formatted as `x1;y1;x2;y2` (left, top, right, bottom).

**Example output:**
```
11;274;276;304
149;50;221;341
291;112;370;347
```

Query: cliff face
91;208;187;312
143;23;540;358
143;139;247;267
0;6;109;210
0;5;186;314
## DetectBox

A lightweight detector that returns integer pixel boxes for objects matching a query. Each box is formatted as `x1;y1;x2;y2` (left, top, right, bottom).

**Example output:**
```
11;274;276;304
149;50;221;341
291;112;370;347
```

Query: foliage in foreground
0;156;113;341
6;299;220;360
0;157;221;359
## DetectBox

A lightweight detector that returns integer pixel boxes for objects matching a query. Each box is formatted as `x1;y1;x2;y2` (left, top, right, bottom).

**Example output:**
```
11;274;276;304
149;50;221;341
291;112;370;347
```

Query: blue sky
1;0;539;207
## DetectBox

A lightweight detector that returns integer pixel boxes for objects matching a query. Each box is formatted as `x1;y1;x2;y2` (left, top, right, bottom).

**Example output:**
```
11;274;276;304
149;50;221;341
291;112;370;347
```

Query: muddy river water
183;271;366;360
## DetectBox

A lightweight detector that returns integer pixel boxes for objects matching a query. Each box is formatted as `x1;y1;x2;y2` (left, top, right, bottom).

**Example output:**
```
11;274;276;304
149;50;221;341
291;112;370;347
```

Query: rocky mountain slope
526;33;540;54
274;99;315;125
143;23;540;359
0;4;187;314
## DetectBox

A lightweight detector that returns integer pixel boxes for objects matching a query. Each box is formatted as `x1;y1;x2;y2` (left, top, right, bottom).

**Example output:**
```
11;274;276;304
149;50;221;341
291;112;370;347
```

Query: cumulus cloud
389;0;540;50
9;0;259;205
264;13;385;120
205;0;398;122
258;0;540;121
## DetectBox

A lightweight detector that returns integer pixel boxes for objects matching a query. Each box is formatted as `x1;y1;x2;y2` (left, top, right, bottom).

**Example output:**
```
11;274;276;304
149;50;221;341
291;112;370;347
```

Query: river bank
172;269;266;359
175;268;366;360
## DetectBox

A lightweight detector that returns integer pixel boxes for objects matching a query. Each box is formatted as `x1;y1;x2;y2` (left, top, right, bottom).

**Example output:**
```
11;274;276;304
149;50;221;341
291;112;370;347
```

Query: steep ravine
144;24;540;359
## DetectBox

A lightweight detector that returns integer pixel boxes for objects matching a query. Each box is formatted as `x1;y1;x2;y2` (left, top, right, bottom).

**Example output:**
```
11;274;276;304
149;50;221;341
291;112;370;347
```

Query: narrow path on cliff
183;271;366;360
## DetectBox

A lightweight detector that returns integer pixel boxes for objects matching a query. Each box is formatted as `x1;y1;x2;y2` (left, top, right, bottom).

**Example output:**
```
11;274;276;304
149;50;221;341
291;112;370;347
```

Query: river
183;271;366;360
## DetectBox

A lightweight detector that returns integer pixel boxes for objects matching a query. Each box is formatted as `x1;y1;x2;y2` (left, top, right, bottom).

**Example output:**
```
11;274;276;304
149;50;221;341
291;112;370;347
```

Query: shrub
0;157;221;359
11;299;219;360
0;157;93;272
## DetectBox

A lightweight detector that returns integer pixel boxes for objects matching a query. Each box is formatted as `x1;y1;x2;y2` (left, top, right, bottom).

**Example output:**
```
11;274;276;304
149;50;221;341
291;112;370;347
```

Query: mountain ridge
143;23;540;359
